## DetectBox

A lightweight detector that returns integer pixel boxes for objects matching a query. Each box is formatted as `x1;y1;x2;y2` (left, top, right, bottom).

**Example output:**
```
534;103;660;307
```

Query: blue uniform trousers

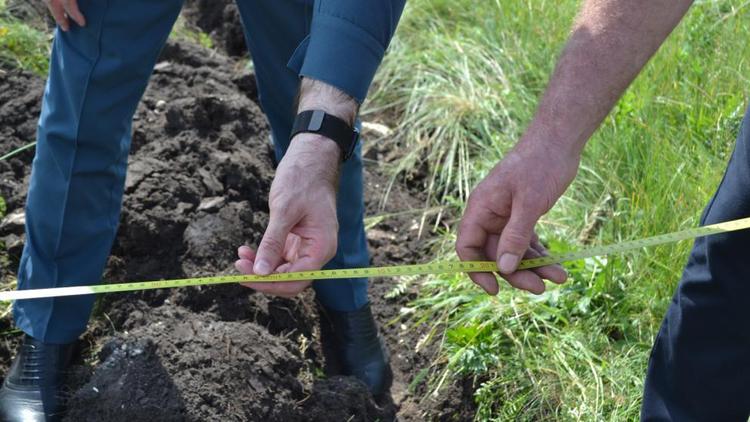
15;0;369;344
641;105;750;420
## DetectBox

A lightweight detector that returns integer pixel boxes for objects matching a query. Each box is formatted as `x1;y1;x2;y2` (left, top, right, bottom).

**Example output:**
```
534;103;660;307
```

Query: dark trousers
642;105;750;420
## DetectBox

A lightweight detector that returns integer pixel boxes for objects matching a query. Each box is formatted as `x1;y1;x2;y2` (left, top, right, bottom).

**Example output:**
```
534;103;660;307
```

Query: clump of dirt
0;31;476;421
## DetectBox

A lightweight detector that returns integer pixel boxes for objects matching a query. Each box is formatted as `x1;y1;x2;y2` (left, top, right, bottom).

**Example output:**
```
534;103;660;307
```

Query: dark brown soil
0;29;476;422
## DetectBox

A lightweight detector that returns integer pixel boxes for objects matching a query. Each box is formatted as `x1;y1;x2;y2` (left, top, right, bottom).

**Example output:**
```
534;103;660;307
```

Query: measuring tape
2;217;750;302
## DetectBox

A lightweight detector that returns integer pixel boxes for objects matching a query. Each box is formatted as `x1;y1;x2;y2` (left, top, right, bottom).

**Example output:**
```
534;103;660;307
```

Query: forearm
523;0;693;156
291;77;359;171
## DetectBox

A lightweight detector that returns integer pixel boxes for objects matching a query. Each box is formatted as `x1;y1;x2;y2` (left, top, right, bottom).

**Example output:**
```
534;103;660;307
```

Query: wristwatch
290;110;359;161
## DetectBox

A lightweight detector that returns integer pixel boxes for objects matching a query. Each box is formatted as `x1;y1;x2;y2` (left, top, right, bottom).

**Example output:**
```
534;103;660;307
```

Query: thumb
254;215;294;275
496;200;537;274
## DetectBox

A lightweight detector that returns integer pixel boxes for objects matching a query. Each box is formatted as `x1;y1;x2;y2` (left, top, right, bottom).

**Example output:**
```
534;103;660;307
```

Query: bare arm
529;0;694;158
457;0;694;295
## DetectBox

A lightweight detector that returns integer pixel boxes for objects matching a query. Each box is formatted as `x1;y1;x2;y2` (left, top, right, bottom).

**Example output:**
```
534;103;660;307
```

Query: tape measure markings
2;216;749;302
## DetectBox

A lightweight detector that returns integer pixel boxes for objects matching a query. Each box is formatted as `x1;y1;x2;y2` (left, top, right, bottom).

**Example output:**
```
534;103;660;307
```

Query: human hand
44;0;86;31
235;133;340;298
456;139;580;295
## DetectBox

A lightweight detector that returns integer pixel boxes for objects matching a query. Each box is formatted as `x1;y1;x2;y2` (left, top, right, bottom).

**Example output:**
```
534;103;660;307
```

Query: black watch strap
290;110;359;161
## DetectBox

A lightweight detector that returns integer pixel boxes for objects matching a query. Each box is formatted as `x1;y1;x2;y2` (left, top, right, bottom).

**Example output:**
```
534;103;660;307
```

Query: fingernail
498;253;519;274
254;259;271;275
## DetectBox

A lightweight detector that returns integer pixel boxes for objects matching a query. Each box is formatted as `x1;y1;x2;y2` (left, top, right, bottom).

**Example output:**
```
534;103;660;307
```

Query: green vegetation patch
0;4;51;75
373;0;750;419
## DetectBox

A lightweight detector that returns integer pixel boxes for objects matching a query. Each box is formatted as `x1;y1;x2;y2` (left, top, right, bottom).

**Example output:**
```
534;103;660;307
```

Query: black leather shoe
322;303;392;396
0;334;75;421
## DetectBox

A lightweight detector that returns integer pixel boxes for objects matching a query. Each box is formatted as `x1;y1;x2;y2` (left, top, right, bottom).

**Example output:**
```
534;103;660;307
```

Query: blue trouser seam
40;1;108;342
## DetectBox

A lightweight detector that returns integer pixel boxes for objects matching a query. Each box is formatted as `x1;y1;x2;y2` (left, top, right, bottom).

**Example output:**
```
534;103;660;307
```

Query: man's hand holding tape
234;78;356;297
456;0;693;295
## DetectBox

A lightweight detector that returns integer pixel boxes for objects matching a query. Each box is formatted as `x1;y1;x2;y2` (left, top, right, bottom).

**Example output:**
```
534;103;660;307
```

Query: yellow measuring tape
3;217;750;302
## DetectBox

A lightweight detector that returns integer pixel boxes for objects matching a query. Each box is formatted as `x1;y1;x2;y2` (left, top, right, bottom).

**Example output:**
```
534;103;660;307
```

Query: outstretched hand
235;134;340;298
456;140;579;295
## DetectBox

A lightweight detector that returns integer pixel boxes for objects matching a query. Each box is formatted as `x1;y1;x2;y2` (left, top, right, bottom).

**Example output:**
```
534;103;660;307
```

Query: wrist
297;78;358;126
518;119;585;162
286;133;341;189
290;132;342;162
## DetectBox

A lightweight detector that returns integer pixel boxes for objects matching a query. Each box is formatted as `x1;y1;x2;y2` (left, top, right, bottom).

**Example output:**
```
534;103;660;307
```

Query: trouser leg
14;0;183;344
235;0;369;312
641;105;750;421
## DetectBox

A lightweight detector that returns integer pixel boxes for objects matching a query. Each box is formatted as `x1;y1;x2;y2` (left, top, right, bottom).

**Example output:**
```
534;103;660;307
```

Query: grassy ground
368;0;750;420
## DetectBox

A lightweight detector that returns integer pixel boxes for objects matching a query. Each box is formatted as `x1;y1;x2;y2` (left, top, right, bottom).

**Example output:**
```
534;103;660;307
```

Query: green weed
170;15;214;50
0;14;50;75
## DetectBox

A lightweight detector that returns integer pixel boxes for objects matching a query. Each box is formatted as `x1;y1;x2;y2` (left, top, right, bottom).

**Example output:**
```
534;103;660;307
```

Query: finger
254;213;295;275
237;245;256;261
249;276;312;297
63;0;86;27
283;235;301;262
235;258;254;275
234;259;310;298
254;244;331;297
48;2;69;31
287;229;338;275
496;200;537;274
275;262;293;273
238;258;309;297
501;270;545;294
529;239;567;284
456;209;499;295
242;281;309;298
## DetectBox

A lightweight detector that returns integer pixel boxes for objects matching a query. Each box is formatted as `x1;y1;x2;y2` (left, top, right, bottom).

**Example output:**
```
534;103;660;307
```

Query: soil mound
66;307;376;421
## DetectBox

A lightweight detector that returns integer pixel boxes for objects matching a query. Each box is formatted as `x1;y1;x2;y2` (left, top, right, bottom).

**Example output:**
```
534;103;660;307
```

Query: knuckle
268;194;287;211
270;201;295;222
502;228;529;250
260;235;285;255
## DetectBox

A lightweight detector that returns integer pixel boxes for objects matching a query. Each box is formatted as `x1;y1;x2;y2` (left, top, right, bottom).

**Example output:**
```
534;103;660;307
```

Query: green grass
0;0;51;75
369;0;750;420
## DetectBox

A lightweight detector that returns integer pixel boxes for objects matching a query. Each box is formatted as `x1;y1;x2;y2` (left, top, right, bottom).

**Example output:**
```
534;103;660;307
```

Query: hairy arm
529;0;694;158
457;0;694;295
